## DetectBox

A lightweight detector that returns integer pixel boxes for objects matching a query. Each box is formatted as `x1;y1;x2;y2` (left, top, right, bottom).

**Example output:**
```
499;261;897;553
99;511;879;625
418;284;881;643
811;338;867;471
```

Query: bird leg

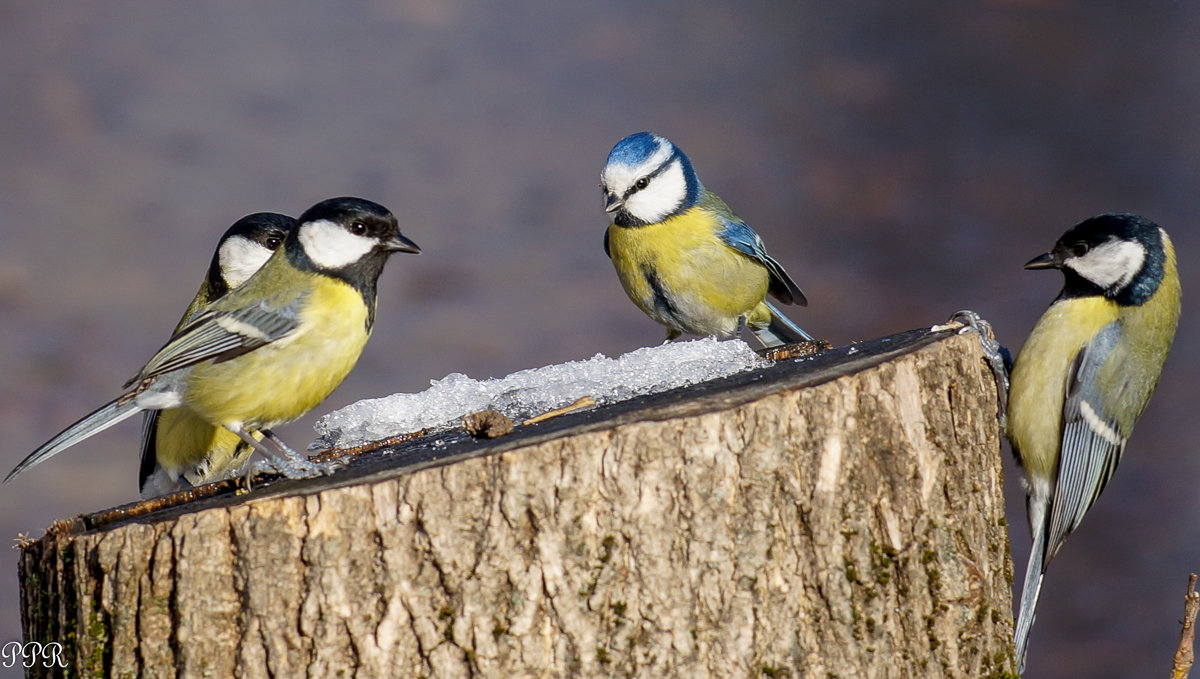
942;310;1011;427
231;426;331;480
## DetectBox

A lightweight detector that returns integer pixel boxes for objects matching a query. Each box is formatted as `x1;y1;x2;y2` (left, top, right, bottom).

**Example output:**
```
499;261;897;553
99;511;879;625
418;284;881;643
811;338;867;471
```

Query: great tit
600;132;812;348
6;197;420;485
1007;213;1181;671
139;212;295;498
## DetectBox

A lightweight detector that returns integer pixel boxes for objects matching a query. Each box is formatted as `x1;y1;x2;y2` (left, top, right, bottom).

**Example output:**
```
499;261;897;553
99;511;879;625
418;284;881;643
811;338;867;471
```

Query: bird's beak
384;233;421;254
1023;252;1058;270
604;193;624;214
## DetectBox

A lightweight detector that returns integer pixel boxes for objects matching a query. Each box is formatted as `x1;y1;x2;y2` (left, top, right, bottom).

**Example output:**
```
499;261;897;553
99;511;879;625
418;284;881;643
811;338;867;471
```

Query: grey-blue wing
1045;322;1124;565
715;216;806;306
129;299;303;385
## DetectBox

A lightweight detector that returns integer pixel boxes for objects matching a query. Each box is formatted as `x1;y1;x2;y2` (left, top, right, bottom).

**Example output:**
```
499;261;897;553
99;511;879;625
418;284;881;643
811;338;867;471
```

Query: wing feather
1044;323;1125;564
126;298;303;387
715;216;806;306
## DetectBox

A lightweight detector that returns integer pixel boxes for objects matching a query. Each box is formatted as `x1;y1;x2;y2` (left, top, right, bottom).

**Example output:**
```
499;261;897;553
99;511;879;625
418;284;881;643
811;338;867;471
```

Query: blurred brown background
1;2;1197;676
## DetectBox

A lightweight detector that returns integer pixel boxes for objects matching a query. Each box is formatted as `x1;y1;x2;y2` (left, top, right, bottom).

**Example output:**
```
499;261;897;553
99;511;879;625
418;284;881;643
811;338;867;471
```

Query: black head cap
294;197;419;255
222;212;296;249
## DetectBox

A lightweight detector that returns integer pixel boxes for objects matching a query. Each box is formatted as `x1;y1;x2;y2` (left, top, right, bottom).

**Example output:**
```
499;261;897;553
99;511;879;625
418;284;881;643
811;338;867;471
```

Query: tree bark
17;327;1018;678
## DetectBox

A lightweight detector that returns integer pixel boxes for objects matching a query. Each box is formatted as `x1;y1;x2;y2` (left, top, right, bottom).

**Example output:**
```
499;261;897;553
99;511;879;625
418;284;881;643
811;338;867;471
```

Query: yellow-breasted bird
6;197;419;486
1007;213;1180;672
600;132;812;347
139;212;295;497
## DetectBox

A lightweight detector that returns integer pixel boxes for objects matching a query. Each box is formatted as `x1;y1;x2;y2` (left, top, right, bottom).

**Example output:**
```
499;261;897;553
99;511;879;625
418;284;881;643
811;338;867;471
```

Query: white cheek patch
1066;239;1146;291
218;236;274;288
298;219;376;269
625;160;687;223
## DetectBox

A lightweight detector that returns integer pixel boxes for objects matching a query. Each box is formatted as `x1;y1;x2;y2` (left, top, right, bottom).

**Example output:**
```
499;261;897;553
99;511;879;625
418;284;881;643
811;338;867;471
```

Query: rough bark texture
18;329;1017;678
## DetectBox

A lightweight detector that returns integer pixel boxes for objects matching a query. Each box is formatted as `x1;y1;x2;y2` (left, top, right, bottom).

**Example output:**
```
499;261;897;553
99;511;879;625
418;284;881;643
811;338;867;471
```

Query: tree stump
17;327;1017;678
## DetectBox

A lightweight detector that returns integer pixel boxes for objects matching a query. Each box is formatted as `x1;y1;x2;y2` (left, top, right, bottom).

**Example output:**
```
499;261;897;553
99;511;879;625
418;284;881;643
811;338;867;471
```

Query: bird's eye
1071;242;1090;258
264;237;281;249
349;222;367;236
634;177;650;191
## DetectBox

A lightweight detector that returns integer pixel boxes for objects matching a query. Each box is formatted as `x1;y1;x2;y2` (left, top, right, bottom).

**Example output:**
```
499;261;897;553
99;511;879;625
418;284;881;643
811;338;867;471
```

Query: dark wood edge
33;326;964;541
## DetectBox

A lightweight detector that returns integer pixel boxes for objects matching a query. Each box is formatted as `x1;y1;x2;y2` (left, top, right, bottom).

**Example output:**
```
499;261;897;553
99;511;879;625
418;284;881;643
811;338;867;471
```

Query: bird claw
942;310;1011;428
233;428;334;483
261;431;335;479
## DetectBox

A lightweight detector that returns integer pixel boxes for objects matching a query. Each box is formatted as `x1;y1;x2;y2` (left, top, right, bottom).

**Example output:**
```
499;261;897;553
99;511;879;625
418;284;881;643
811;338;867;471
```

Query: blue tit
1007;213;1181;672
6;197;420;486
139;212;295;498
600;132;812;348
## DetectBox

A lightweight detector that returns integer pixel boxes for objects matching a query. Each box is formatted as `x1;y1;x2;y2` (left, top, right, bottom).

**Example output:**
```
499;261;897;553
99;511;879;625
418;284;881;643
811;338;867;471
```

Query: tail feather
138;410;162;493
750;301;814;348
1014;527;1048;673
5;397;144;483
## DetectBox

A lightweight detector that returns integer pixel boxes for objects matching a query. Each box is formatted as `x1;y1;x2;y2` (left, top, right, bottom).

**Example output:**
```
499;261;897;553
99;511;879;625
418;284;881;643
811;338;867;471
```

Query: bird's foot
938;310;1011;427
261;430;335;479
232;427;334;482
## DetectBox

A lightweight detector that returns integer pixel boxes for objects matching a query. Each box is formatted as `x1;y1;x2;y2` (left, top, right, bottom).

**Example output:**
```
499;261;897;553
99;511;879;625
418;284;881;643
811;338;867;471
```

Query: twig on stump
1172;573;1199;679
